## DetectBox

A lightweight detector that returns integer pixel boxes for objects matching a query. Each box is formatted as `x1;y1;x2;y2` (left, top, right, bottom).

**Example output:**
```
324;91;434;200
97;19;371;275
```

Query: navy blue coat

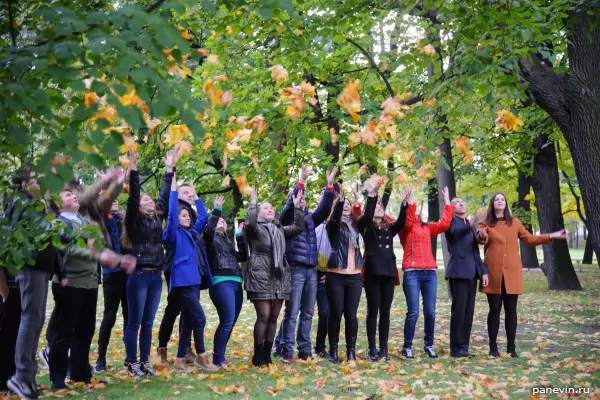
280;184;335;267
163;191;213;291
444;215;488;280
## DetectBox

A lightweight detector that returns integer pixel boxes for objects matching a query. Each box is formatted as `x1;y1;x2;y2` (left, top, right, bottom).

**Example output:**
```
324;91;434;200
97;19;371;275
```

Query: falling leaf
398;92;413;101
417;43;436;57
455;136;469;153
329;127;339;143
395;170;410;184
269;65;289;84
250;154;261;171
337;80;361;122
300;82;316;96
209;88;223;106
174;140;193;157
226;128;238;142
202;133;213;150
50;156;69;165
120;134;139;153
286;104;302;119
382;143;396;159
221;175;231;188
524;193;532;201
207;54;220;65
416;162;435;178
146;118;162;134
248;115;268;133
236;174;252;196
403;151;416;168
84;92;99;107
234;128;252;143
381;97;403;119
358;164;369;176
215;75;228;82
226;142;241;154
423;97;436;106
91;107;118;124
165;124;193;146
348;131;362;147
181;29;191;40
360;120;379;146
119;155;130;167
203;79;214;94
309;138;321;147
496;109;525;131
197;48;208;57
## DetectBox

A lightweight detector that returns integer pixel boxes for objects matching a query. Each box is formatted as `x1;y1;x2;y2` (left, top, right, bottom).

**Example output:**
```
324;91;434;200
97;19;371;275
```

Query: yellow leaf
416;163;435;179
524;194;532;201
309;138;321;147
250;154;261;171
340;365;352;374
403;151;416;168
495;109;525;131
221;175;231;188
423;97;436;106
174;141;193;157
90;107;118;124
207;54;220;65
382;143;396;159
286;104;302;119
360;120;379;146
120;134;139;153
165;124;192;146
181;29;191;40
203;78;214;93
395;170;410;184
269;65;289;84
226;142;241;154
455;136;469;153
202;133;213;150
84;92;99;107
209;88;223;106
337;80;361;122
329;127;339;143
417;44;436;57
348;131;362;147
288;377;305;385
236;174;252;196
215;75;228;82
226;128;238;142
234;128;252;143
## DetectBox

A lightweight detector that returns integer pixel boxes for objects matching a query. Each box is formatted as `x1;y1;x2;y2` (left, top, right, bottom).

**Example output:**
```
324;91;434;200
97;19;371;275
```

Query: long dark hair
486;192;512;227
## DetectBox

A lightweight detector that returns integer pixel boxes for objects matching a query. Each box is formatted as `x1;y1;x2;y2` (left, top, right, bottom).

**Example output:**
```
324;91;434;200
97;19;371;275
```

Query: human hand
99;250;120;268
549;229;567;240
337;183;345;202
292;190;304;208
214;194;225;209
482;274;489;287
250;187;258;205
326;166;338;187
299;164;310;184
164;149;180;172
120;255;137;274
442;186;450;205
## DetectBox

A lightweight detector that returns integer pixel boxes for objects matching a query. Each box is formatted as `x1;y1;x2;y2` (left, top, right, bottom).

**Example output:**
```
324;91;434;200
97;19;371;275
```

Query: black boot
346;348;356;361
378;347;390;361
328;345;338;363
367;347;380;362
263;341;274;365
507;342;518;358
489;342;500;358
252;343;266;367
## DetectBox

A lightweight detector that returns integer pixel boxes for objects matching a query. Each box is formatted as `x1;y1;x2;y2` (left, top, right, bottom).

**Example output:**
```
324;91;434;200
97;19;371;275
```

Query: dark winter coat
204;209;248;278
326;199;364;270
280;184;335;267
444;215;488;280
243;203;304;300
125;170;172;269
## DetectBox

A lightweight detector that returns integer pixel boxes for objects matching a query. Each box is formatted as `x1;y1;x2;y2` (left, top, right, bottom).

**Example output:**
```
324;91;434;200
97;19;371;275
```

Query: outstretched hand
441;186;450;205
549;229;567;240
326;167;338;187
299;164;311;184
164;149;180;172
250;187;258;205
292;189;304;208
214;194;225;209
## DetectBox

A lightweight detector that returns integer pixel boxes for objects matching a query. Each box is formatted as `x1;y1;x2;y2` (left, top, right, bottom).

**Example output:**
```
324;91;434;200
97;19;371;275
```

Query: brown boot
185;347;196;364
172;357;192;373
157;347;168;367
194;353;218;372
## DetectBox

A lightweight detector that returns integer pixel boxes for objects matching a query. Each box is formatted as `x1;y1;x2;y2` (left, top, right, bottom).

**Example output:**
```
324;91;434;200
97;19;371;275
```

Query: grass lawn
31;270;600;400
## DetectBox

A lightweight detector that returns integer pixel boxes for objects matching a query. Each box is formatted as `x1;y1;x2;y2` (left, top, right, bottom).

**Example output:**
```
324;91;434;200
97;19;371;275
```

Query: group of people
0;153;567;400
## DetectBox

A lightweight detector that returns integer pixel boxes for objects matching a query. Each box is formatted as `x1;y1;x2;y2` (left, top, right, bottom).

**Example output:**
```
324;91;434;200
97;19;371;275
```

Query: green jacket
53;214;103;289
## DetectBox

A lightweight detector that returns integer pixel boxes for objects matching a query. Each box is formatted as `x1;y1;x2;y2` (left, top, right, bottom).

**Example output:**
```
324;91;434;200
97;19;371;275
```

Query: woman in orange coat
477;193;566;358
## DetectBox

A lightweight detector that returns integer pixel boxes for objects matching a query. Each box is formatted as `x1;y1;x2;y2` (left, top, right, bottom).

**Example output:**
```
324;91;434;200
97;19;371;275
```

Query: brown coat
478;218;550;294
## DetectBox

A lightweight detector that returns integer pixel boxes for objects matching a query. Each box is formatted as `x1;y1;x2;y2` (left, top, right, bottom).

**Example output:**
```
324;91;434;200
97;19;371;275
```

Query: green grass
33;271;600;399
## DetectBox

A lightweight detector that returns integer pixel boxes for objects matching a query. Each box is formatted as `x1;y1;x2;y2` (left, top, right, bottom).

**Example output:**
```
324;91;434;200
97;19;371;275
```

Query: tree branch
197;187;232;196
145;0;167;13
562;169;587;225
8;0;17;47
346;38;395;97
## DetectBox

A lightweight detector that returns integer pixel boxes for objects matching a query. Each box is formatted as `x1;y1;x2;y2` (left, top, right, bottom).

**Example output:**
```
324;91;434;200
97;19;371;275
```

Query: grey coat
243;204;305;300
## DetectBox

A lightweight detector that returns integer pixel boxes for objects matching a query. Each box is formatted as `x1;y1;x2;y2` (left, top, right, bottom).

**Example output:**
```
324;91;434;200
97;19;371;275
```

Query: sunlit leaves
496;109;525;131
337;79;362;122
269;65;289;84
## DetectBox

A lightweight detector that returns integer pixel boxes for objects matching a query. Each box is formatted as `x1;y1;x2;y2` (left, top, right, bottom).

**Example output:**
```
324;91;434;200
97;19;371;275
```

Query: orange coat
478;218;550;294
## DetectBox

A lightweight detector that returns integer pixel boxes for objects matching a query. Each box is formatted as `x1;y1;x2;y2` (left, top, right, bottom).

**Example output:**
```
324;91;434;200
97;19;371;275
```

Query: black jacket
358;196;407;278
125;170;172;269
3;190;64;279
326;199;363;269
204;209;248;277
444;215;488;280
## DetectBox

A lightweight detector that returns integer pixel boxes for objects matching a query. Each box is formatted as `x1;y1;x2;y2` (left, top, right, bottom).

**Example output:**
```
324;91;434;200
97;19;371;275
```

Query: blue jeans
124;269;163;363
175;285;205;358
314;273;329;354
402;270;437;349
275;266;317;357
209;281;243;366
14;268;49;383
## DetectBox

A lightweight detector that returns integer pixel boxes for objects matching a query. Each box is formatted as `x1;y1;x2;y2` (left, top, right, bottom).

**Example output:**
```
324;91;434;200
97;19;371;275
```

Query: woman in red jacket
399;186;453;359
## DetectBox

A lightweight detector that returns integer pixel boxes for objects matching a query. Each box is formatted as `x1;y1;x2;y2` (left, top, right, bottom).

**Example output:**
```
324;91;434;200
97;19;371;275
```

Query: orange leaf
146;118;162;134
269;65;289;84
197;48;208;57
174;141;193;157
181;29;191;40
90;107;118;124
495;109;524;132
84;92;99;107
337;80;361;122
382;143;396;159
286;105;302;119
357;164;368;176
202;133;213;150
395;170;410;184
235;174;252;196
455;136;469;153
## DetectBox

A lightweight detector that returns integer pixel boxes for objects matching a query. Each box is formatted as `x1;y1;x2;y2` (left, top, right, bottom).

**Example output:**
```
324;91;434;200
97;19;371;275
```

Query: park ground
30;261;600;400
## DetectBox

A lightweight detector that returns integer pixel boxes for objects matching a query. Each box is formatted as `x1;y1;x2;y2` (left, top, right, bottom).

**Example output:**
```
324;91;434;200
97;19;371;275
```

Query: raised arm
156;149;180;216
192;198;208;234
125;152;141;230
427;187;454;236
390;201;409;236
283;191;306;238
327;184;345;239
162;189;180;247
244;187;259;233
279;189;296;226
357;195;377;233
311;167;337;226
235;223;248;262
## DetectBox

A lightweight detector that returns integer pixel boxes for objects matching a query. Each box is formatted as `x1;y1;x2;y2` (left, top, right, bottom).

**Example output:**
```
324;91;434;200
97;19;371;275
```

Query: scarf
340;215;359;250
258;217;285;279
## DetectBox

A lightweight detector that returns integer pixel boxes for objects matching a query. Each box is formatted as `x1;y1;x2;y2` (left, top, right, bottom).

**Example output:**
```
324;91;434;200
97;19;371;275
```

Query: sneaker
194;353;219;372
424;346;438;358
7;377;39;400
95;358;106;373
126;362;145;377
139;361;155;376
401;348;414;359
272;346;282;358
38;348;50;369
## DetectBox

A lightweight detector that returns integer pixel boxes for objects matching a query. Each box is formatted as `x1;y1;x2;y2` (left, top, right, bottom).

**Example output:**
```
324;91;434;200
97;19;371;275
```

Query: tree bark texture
514;168;540;268
532;134;582;290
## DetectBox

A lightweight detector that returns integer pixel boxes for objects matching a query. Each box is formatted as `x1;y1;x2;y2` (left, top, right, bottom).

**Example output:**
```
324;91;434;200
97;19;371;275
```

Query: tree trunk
531;134;582;290
514;168;540;268
437;136;455;267
582;235;594;265
519;5;600;267
427;178;439;259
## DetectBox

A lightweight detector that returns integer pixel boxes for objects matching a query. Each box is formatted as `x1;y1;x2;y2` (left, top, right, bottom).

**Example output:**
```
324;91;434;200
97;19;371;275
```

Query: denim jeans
124;269;163;363
209;281;243;366
402;269;437;349
13;268;49;383
174;285;205;358
275;266;317;357
314;271;329;354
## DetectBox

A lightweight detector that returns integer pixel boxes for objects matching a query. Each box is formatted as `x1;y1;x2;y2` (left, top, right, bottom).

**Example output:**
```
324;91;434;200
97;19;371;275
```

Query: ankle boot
489;342;500;357
346;335;357;361
367;347;380;362
378;347;389;361
328;345;338;363
252;344;266;367
157;347;168;367
185;347;196;364
507;342;518;358
263;341;274;365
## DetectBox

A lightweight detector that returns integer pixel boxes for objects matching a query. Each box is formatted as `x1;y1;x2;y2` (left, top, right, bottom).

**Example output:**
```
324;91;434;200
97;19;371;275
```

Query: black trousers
48;284;97;384
448;278;477;353
97;271;129;359
158;272;191;349
325;272;361;351
0;288;22;383
486;278;519;351
364;275;395;349
314;271;329;353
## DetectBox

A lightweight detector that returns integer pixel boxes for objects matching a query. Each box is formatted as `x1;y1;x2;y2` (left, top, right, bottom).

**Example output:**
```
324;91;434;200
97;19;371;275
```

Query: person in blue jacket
163;173;217;373
444;197;489;358
273;165;337;361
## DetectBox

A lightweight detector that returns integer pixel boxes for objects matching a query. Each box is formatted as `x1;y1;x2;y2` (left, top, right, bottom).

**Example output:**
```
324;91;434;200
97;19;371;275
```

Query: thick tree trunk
582;235;594;265
437;137;455;267
427;178;440;259
531;135;582;290
514;168;540;269
519;5;600;267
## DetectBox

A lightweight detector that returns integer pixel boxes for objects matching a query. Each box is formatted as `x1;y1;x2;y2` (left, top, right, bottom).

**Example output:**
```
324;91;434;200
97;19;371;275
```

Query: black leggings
364;275;395;349
252;300;284;346
325;272;362;350
486;278;518;350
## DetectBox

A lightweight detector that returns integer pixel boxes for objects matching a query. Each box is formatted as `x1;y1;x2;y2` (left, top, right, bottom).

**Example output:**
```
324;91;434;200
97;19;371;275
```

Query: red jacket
400;203;454;270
